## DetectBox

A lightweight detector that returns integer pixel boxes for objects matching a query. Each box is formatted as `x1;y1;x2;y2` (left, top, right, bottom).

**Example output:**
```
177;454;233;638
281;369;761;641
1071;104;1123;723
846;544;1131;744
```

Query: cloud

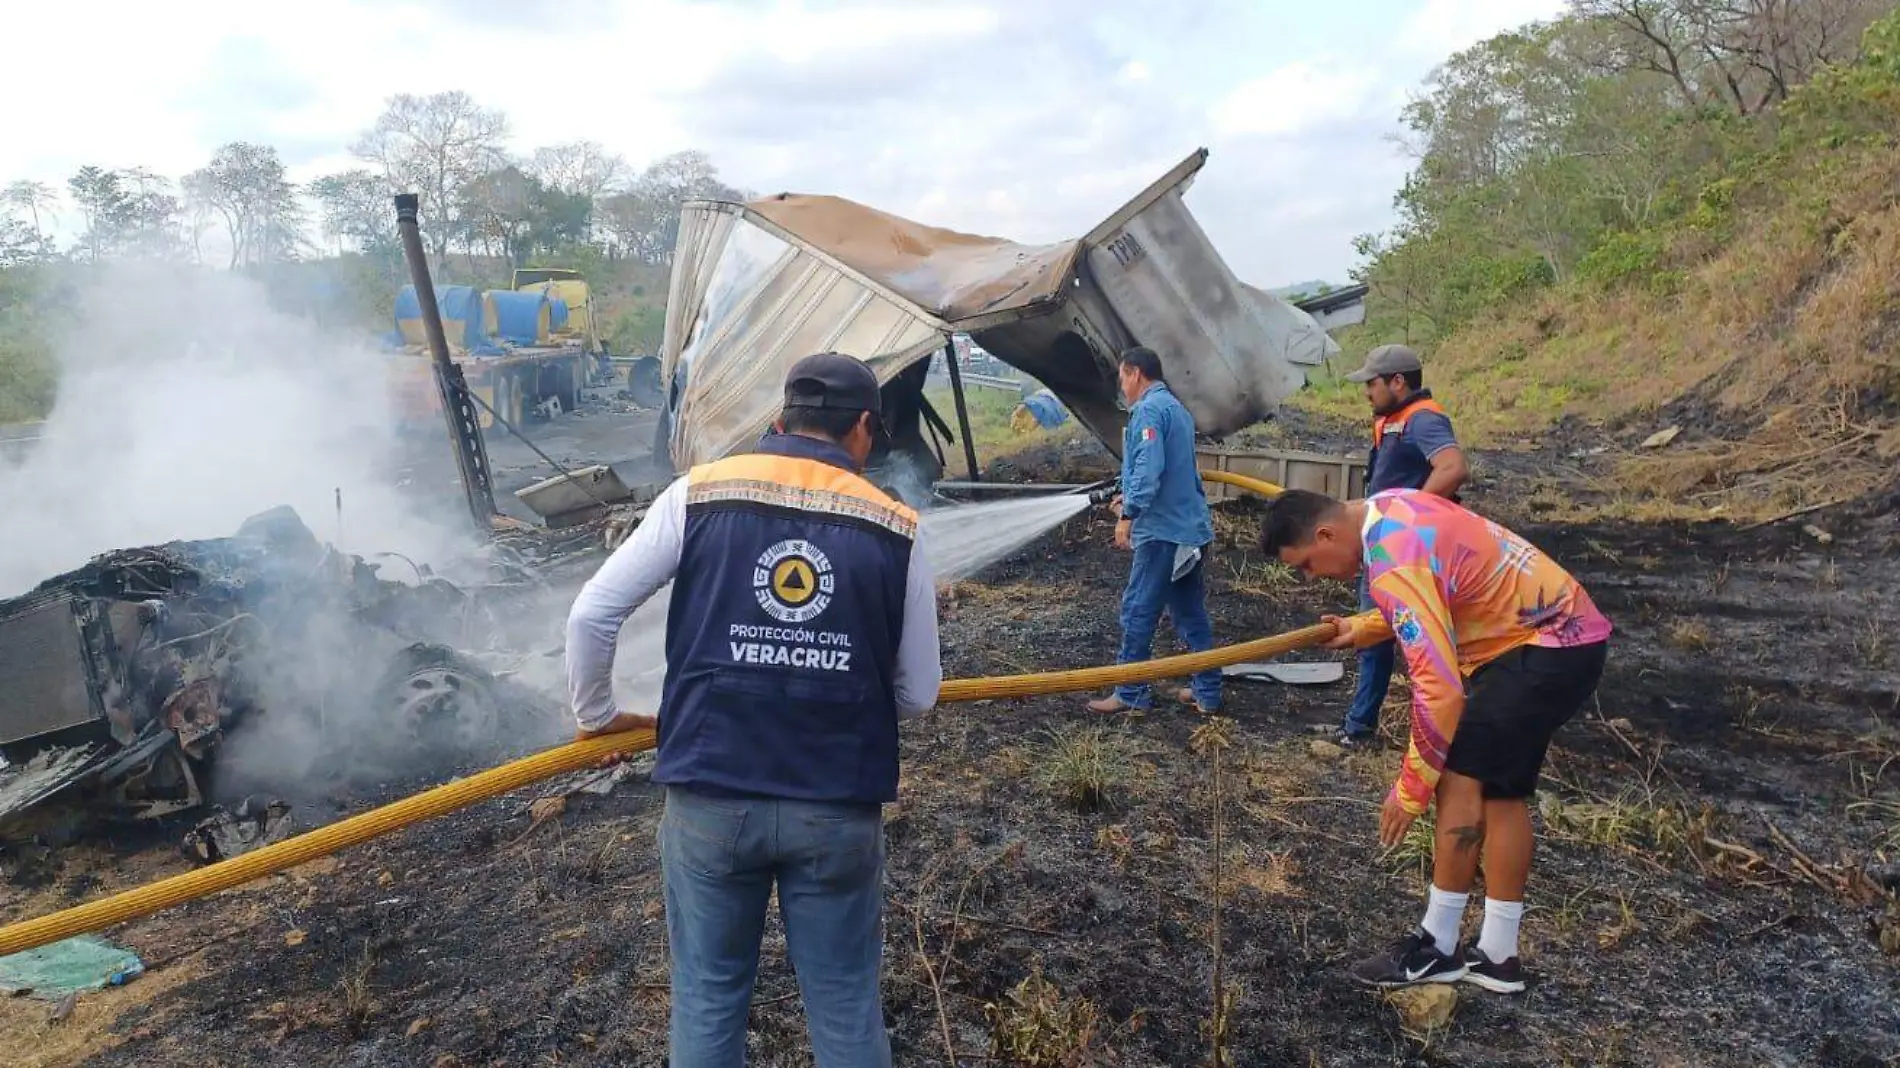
1;0;1563;286
1399;0;1568;59
1210;59;1381;140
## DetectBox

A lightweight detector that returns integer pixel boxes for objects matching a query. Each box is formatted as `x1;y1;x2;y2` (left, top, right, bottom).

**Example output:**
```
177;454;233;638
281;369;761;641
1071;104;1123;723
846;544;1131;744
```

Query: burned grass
3;488;1899;1066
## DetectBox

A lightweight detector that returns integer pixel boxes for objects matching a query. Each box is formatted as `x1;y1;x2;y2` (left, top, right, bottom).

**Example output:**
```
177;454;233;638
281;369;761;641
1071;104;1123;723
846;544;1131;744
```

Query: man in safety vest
1320;343;1468;747
566;353;942;1068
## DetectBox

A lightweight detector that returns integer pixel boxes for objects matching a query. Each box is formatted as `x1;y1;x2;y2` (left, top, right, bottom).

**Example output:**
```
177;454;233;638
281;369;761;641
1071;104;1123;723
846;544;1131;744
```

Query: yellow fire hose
1198;469;1286;498
0;623;1336;957
0;470;1307;958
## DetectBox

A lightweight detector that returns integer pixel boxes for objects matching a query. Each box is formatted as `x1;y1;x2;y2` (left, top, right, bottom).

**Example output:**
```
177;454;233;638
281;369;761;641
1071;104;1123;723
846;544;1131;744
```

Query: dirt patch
5;467;1899;1066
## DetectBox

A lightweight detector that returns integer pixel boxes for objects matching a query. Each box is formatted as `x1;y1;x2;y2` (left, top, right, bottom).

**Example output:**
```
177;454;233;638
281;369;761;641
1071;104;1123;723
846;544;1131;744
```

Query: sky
0;0;1564;288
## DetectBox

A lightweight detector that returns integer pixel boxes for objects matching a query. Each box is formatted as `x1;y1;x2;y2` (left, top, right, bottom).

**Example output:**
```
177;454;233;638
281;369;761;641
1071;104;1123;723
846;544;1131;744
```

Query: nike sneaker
1459;946;1527;993
1348;928;1467;987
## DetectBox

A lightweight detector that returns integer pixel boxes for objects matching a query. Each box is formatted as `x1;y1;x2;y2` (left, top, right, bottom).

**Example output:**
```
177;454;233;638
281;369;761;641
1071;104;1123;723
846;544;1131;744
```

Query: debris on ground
0;935;143;999
178;797;294;865
0;505;569;836
1384;984;1458;1038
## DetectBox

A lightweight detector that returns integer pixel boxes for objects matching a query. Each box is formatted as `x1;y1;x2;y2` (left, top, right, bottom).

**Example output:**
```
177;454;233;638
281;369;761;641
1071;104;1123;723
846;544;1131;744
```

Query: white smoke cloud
0;261;478;598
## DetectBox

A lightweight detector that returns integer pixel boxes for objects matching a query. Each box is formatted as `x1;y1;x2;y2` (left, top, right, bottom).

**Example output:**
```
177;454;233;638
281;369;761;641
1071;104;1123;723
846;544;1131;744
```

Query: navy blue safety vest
653;433;918;804
1367;391;1455;497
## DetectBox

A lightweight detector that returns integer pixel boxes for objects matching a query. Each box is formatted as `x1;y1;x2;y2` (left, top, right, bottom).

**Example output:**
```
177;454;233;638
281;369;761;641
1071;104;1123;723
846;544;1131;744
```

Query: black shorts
1444;642;1608;800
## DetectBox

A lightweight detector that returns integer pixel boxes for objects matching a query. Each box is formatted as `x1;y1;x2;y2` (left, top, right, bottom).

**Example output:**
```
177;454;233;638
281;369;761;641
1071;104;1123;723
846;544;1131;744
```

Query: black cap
783;352;882;417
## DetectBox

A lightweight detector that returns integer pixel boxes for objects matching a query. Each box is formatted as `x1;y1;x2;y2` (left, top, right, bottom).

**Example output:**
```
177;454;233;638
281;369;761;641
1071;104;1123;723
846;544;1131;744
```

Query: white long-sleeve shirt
565;475;944;731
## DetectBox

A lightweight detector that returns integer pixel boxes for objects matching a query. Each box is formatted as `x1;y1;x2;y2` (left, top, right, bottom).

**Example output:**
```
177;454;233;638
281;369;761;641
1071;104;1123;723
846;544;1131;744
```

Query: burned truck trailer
651;148;1339;490
0;508;547;831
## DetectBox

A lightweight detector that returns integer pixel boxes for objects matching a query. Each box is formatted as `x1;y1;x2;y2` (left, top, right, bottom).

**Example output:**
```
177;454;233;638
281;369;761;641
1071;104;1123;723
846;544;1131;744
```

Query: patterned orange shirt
1347;490;1612;814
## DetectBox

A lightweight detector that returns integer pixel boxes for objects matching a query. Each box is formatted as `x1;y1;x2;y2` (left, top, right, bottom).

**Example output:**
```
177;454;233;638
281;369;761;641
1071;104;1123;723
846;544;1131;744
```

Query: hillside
1300;6;1900;525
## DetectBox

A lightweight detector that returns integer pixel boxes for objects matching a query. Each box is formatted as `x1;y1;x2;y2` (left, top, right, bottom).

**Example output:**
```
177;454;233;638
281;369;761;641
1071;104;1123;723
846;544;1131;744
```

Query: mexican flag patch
1141;427;1156;442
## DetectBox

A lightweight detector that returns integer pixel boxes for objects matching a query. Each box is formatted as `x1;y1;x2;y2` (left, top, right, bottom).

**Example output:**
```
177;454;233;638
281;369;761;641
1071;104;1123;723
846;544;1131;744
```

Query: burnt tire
372;644;504;762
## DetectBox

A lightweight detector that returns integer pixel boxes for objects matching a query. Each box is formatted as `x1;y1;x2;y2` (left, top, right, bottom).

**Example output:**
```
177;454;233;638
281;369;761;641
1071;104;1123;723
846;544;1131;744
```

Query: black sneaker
1348;929;1467;988
1460;946;1526;994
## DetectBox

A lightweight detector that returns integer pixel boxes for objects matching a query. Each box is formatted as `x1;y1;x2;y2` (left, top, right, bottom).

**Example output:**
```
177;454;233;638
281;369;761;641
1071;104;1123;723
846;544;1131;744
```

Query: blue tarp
488;289;551;346
394;285;501;355
1019;388;1069;429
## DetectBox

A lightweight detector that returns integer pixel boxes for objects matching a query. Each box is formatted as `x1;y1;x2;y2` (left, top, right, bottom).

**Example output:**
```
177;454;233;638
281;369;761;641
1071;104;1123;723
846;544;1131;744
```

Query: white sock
1419;886;1468;953
1477;898;1526;963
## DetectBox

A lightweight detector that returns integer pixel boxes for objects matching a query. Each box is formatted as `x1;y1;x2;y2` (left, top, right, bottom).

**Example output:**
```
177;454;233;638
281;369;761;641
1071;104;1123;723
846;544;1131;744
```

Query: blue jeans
659;786;891;1068
1114;539;1220;710
1344;575;1395;737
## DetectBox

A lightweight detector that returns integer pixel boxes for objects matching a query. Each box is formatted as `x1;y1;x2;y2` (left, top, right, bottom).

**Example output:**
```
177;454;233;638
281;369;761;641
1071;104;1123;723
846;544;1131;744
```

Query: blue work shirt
1119;382;1214;549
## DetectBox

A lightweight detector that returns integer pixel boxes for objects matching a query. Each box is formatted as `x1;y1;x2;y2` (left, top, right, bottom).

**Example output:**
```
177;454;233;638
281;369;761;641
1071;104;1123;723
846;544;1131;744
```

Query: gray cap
1343;344;1422;383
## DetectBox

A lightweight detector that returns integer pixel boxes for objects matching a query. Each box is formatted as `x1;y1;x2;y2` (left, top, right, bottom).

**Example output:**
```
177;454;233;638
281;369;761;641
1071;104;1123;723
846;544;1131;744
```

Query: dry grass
0;963;196;1068
984;967;1102;1065
1665;618;1713;652
1299;150;1900;522
1034;725;1145;813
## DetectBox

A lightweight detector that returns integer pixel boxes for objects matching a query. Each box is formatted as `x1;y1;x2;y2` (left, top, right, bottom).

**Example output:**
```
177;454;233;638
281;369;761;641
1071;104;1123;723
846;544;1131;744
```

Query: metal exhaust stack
393;193;499;532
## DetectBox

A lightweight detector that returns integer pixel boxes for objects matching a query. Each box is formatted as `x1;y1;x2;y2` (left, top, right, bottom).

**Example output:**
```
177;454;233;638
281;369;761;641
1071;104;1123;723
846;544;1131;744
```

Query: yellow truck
386;268;613;431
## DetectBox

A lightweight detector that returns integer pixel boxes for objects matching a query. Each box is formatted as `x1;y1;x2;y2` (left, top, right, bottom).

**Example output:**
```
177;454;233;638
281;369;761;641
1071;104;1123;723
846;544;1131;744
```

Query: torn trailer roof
653;148;1339;480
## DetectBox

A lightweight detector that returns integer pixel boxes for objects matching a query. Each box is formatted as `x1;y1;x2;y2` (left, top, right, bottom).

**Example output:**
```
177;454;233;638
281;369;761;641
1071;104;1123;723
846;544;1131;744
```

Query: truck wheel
627;357;664;408
557;361;581;414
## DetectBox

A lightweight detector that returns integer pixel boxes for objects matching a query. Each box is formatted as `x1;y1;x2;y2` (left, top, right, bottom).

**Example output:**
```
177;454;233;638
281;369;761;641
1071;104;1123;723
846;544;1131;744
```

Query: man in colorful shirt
1260;488;1611;993
1322;343;1467;747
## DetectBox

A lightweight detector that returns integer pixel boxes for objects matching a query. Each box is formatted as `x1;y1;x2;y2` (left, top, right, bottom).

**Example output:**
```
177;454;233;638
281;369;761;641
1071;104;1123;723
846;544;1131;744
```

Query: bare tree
184;142;306;269
599;150;746;264
349;91;510;263
527;141;629;199
1572;0;1882;114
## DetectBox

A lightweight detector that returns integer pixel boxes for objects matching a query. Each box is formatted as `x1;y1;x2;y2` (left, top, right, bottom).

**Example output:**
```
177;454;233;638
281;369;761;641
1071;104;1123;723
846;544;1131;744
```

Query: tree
458;163;542;265
184;142;306;269
308;169;400;258
67;166;133;262
1570;0;1884;114
1;181;59;244
598;150;746;265
349;91;510;263
527;141;629;199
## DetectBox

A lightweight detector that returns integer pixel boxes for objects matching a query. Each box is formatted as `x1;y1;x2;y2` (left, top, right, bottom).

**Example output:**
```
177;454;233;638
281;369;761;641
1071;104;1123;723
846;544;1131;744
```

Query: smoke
874;445;944;512
0;261;477;598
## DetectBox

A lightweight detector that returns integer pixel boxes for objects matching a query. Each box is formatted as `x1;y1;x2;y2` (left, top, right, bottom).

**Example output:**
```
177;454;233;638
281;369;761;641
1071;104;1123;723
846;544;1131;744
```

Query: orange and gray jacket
1367;390;1458;496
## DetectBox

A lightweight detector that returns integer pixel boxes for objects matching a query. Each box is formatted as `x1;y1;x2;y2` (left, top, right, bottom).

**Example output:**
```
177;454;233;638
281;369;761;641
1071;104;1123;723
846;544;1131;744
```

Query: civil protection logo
754;539;835;624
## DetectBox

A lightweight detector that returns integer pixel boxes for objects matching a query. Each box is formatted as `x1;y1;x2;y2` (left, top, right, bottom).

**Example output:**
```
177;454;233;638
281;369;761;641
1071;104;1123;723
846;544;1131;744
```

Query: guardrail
929;371;1022;393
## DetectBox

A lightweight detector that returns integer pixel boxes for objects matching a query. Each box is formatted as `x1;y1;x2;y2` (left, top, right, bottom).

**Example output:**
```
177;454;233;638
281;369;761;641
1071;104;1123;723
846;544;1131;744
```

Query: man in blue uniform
1321;343;1467;746
1087;346;1220;715
566;353;942;1068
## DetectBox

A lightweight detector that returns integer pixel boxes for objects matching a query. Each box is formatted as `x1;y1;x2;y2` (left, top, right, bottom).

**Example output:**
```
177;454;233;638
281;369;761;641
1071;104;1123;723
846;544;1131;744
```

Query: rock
1641;426;1682;449
1801;524;1834;545
1385;984;1458;1035
1608;718;1636;733
407;1017;433;1038
1307;740;1346;763
377;870;396;888
283;929;306;947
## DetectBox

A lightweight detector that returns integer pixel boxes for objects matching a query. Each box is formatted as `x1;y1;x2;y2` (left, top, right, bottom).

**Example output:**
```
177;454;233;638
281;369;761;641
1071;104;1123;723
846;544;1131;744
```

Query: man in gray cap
566;352;942;1067
1322;343;1467;746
